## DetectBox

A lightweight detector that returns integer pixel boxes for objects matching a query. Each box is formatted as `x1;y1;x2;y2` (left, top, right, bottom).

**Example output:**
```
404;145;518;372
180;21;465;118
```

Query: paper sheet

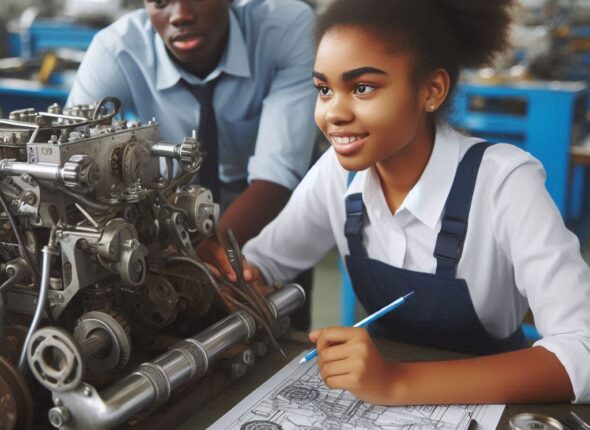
209;350;505;430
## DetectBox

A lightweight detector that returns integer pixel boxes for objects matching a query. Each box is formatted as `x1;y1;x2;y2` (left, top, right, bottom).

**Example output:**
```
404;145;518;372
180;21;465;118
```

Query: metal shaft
78;331;111;358
48;283;305;430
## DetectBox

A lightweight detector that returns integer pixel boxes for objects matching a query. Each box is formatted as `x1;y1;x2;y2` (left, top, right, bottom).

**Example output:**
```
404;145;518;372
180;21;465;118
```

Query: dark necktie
184;79;220;201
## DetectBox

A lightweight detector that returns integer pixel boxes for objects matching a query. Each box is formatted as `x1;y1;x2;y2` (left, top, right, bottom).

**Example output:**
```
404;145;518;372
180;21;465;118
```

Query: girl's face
313;27;431;172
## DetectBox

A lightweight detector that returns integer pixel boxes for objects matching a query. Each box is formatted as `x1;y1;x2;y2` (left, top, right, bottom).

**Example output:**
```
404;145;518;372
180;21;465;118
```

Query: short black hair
315;0;514;115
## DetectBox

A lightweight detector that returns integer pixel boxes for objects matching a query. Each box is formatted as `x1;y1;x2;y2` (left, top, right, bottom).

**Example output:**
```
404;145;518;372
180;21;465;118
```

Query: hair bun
435;0;514;68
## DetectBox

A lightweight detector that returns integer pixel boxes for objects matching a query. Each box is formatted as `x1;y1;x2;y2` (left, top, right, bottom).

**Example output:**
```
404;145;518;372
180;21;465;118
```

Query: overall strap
434;142;492;279
344;172;368;257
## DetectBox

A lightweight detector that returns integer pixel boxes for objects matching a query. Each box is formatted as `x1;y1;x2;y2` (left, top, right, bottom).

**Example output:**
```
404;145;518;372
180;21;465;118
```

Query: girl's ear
421;68;451;113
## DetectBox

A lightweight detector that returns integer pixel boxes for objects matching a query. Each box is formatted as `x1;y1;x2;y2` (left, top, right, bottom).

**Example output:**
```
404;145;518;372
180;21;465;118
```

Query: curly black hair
315;0;514;113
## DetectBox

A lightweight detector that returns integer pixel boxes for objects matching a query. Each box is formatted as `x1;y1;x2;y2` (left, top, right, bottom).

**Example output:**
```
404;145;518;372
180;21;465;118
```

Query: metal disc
509;413;564;430
0;356;33;430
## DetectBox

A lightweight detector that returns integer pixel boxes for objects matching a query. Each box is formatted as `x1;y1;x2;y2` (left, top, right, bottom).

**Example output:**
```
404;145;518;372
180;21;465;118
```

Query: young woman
204;0;590;405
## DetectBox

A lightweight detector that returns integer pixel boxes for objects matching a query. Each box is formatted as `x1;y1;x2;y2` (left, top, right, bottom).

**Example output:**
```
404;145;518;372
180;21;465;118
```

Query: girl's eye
316;85;333;97
354;84;375;95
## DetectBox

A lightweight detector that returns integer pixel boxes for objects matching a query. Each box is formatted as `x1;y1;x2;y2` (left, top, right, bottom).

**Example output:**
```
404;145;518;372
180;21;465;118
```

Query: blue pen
299;291;415;364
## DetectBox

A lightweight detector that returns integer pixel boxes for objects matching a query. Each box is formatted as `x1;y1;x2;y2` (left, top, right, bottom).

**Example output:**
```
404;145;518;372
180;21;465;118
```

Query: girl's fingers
317;342;355;363
319;358;350;379
316;327;360;350
309;329;322;343
324;374;355;391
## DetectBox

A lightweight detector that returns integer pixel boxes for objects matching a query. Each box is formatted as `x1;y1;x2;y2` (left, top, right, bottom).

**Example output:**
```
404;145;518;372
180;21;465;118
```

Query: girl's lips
330;135;368;156
172;35;204;51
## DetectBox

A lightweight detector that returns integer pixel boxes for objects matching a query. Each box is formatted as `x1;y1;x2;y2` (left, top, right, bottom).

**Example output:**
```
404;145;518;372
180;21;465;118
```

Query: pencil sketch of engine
0;98;305;430
229;363;480;430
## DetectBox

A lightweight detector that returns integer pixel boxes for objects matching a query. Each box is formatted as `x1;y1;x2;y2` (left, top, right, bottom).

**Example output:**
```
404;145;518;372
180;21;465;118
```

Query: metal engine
0;98;305;430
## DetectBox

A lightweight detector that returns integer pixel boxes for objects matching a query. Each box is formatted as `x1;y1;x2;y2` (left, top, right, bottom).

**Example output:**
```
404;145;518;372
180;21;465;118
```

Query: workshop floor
310;233;590;330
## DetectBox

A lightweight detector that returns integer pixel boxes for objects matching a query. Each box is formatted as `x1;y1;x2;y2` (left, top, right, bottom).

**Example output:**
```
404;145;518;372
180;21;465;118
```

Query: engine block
0;99;304;430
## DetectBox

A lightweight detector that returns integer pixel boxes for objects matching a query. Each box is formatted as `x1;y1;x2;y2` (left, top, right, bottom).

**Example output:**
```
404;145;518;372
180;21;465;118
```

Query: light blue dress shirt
67;0;317;189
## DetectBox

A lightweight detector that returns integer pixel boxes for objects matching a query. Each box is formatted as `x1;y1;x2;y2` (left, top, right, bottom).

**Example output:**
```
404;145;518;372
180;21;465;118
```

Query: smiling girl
207;0;590;405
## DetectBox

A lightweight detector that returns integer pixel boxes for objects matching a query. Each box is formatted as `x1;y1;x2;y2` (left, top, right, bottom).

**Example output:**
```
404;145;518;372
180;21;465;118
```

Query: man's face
145;0;231;77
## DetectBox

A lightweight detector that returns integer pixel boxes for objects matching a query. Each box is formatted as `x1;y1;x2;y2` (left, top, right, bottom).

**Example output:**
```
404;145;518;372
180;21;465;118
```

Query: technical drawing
211;355;504;430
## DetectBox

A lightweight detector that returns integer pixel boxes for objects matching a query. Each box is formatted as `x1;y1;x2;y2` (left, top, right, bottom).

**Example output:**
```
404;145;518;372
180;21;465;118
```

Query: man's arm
236;5;317;245
218;180;291;246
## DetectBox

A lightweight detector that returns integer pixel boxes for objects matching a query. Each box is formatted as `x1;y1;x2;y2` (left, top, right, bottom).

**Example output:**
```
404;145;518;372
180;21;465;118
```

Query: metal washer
509;413;564;430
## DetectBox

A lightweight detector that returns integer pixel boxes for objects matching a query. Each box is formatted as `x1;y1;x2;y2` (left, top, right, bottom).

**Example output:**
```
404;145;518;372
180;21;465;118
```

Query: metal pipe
46;284;306;430
266;283;307;321
18;232;58;372
0;159;62;182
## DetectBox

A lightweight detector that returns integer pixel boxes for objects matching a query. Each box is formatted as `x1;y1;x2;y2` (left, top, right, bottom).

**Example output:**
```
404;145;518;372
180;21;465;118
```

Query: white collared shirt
244;124;590;403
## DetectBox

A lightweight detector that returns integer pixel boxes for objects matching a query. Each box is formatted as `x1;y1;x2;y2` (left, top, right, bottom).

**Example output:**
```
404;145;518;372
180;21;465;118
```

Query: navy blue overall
344;142;527;355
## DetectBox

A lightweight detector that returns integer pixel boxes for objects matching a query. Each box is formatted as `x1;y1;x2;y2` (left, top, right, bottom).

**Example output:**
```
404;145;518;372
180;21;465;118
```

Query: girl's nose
169;0;196;27
325;96;353;125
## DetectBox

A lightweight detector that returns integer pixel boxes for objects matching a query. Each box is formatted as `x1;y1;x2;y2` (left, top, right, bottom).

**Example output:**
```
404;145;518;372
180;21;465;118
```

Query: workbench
176;332;590;430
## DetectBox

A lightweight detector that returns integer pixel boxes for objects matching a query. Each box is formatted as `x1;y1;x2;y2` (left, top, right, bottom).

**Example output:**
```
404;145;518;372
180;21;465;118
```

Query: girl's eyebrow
312;67;387;83
342;67;387;81
312;71;327;81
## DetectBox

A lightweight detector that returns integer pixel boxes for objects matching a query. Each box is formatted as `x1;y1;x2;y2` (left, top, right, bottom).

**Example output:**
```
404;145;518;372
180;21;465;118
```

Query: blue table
0;77;69;117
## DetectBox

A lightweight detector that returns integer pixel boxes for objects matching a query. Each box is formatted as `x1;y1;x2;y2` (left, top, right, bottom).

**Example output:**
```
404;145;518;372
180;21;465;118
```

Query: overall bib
344;142;527;355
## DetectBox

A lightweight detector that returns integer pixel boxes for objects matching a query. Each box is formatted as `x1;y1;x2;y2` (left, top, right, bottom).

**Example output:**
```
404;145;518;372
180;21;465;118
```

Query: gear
61;154;99;193
74;310;132;375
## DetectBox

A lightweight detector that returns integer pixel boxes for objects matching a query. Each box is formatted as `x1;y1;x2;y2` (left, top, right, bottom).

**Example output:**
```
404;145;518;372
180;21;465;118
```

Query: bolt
58;294;65;303
83;385;92;397
23;191;36;205
134;261;143;273
54;397;62;406
48;406;70;427
6;267;15;277
64;262;72;273
242;349;255;367
251;342;267;357
230;363;248;379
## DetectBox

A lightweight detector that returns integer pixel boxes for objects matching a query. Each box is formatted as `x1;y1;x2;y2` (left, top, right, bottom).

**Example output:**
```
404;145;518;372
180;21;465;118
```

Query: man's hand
309;327;397;405
196;238;262;284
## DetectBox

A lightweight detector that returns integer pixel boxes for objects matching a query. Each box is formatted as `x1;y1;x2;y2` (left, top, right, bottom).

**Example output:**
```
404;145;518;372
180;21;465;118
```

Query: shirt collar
155;8;251;91
343;124;461;230
399;124;461;229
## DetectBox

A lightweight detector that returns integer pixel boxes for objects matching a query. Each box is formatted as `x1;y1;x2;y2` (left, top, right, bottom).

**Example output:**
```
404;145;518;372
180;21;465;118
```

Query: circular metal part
121;142;156;185
27;327;84;392
509;413;565;430
178;137;203;173
74;311;132;374
0;356;33;430
48;405;70;427
126;274;178;328
61;154;99;193
97;219;146;286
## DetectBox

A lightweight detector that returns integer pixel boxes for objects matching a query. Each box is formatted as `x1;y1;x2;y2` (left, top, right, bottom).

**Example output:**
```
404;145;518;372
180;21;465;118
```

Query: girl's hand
309;327;398;404
195;238;260;283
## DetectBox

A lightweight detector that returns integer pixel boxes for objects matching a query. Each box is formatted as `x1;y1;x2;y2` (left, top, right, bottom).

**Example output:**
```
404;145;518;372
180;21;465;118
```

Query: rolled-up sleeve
492;153;590;403
247;8;317;190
